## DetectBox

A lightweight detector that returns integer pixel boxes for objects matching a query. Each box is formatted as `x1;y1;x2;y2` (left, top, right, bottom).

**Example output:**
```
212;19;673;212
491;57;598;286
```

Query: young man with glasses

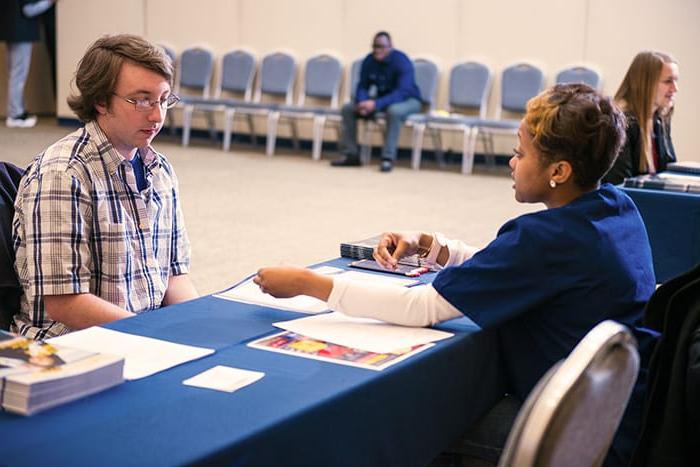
11;34;198;339
332;31;422;172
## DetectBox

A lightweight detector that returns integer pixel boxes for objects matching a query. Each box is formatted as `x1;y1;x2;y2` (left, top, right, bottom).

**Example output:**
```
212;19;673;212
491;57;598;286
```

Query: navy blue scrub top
432;183;655;400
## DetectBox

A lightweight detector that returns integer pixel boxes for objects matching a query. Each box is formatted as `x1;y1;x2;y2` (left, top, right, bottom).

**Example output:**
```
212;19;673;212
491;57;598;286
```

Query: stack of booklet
623;172;700;193
0;330;124;416
340;234;424;266
340;234;382;260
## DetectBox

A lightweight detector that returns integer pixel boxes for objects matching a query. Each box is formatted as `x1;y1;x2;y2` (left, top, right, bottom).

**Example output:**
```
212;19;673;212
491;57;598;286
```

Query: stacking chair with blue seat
359;58;439;165
475;62;545;161
555;65;602;90
173;46;215;139
264;53;343;158
158;44;178;134
497;320;639;467
408;61;492;174
222;51;296;153
180;49;256;148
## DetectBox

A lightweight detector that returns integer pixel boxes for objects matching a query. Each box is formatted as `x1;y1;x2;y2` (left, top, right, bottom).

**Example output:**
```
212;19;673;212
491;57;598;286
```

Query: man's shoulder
28;126;100;179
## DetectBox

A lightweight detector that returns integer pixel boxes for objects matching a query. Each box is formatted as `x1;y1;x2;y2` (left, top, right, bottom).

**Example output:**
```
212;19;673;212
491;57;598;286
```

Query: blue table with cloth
621;187;700;282
0;258;504;467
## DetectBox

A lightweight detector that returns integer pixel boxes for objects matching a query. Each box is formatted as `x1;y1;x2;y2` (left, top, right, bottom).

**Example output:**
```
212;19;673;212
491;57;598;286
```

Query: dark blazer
0;162;25;331
603;112;677;185
631;263;700;467
0;0;41;43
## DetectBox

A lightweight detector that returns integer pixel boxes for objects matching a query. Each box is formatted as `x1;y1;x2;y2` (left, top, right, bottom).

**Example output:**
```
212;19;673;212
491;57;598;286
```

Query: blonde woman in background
603;51;679;184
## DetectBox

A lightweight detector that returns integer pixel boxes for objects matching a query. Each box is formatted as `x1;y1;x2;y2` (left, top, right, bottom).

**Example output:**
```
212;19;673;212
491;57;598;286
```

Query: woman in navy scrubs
255;83;656;466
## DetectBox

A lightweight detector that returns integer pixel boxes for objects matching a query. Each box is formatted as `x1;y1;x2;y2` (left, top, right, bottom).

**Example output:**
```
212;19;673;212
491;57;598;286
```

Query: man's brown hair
67;34;173;122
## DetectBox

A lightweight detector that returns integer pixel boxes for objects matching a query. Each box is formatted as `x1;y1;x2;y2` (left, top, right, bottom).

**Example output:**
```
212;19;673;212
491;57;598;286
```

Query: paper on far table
273;312;453;354
49;327;214;380
214;266;418;314
182;365;264;393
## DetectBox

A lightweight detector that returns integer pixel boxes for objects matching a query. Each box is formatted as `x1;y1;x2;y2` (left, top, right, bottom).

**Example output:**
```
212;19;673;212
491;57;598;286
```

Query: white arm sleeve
424;233;479;269
327;279;462;327
23;1;53;17
443;238;479;267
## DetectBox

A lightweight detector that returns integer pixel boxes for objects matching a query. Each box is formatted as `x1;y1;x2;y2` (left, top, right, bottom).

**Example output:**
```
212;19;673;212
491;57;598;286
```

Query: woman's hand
373;231;432;269
254;267;333;301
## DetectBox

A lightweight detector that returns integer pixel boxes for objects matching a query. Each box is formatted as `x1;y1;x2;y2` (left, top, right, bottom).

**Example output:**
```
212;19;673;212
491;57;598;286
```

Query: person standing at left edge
0;0;57;128
332;31;422;172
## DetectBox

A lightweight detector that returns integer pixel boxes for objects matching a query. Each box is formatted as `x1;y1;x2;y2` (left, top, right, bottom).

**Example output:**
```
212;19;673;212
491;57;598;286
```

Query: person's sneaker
380;159;393;172
331;155;361;167
6;113;37;128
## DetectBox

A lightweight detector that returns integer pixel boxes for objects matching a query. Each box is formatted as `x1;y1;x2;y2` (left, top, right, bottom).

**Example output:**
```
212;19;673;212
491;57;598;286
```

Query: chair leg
312;115;326;161
290;119;300;151
247;114;257;146
223;108;235;152
431;127;445;167
206;109;217;141
411;123;425;170
462;127;476;175
182;105;193;147
266;111;280;157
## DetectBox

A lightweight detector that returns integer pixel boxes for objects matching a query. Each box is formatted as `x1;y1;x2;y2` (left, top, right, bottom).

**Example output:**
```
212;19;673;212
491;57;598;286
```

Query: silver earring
549;180;557;188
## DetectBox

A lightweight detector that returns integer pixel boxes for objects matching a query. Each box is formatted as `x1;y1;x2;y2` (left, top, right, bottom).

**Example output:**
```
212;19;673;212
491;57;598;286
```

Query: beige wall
3;0;698;160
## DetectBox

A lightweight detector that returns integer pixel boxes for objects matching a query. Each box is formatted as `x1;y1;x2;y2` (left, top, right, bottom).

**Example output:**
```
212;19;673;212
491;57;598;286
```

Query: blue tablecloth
0;259;504;466
622;187;700;282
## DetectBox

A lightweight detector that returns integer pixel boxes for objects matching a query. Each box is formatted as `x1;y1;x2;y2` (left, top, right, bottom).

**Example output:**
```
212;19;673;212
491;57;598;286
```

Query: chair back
220;49;256;100
0;162;25;331
256;52;297;104
449;61;492;118
413;58;439;111
301;54;343;107
178;47;215;97
556;66;601;90
159;44;177;64
500;63;545;113
498;320;640;467
348;58;364;101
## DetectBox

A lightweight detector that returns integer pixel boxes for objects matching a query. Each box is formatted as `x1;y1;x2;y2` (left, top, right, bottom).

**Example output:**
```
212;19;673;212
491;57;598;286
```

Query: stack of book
340;234;424;266
623;172;700;193
0;330;124;416
667;161;700;175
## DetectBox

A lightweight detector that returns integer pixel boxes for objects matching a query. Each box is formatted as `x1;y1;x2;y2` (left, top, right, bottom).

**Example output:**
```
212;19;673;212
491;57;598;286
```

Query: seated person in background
256;84;657;466
603;51;679;184
331;31;422;173
11;34;198;340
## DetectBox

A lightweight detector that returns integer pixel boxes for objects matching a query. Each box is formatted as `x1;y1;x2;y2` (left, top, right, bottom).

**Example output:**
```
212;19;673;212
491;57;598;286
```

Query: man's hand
356;100;376;116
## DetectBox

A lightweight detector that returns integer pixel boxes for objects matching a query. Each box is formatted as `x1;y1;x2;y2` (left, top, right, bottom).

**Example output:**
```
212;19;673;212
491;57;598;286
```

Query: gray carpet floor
1;119;537;295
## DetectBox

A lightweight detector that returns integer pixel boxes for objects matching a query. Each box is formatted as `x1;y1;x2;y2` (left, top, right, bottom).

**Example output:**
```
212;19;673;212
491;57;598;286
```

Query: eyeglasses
372;43;390;50
112;93;180;112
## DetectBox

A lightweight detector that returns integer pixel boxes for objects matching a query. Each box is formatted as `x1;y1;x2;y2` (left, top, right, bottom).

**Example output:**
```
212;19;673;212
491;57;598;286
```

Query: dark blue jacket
355;49;421;111
0;0;41;43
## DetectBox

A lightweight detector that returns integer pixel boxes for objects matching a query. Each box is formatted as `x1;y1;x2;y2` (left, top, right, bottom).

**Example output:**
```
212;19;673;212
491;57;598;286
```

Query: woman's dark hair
67;34;174;122
525;83;627;189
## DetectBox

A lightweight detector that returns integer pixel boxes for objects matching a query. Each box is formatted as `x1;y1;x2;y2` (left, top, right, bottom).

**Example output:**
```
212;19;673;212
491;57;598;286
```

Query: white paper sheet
182;365;264;392
215;278;329;313
215;267;418;314
273;312;453;354
49;327;214;380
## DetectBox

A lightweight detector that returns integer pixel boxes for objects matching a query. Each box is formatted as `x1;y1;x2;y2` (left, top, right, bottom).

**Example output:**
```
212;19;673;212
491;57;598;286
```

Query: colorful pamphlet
248;330;433;371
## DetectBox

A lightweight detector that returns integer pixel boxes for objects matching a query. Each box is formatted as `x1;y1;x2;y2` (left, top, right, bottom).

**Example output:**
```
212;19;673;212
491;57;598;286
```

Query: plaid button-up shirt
12;121;191;339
